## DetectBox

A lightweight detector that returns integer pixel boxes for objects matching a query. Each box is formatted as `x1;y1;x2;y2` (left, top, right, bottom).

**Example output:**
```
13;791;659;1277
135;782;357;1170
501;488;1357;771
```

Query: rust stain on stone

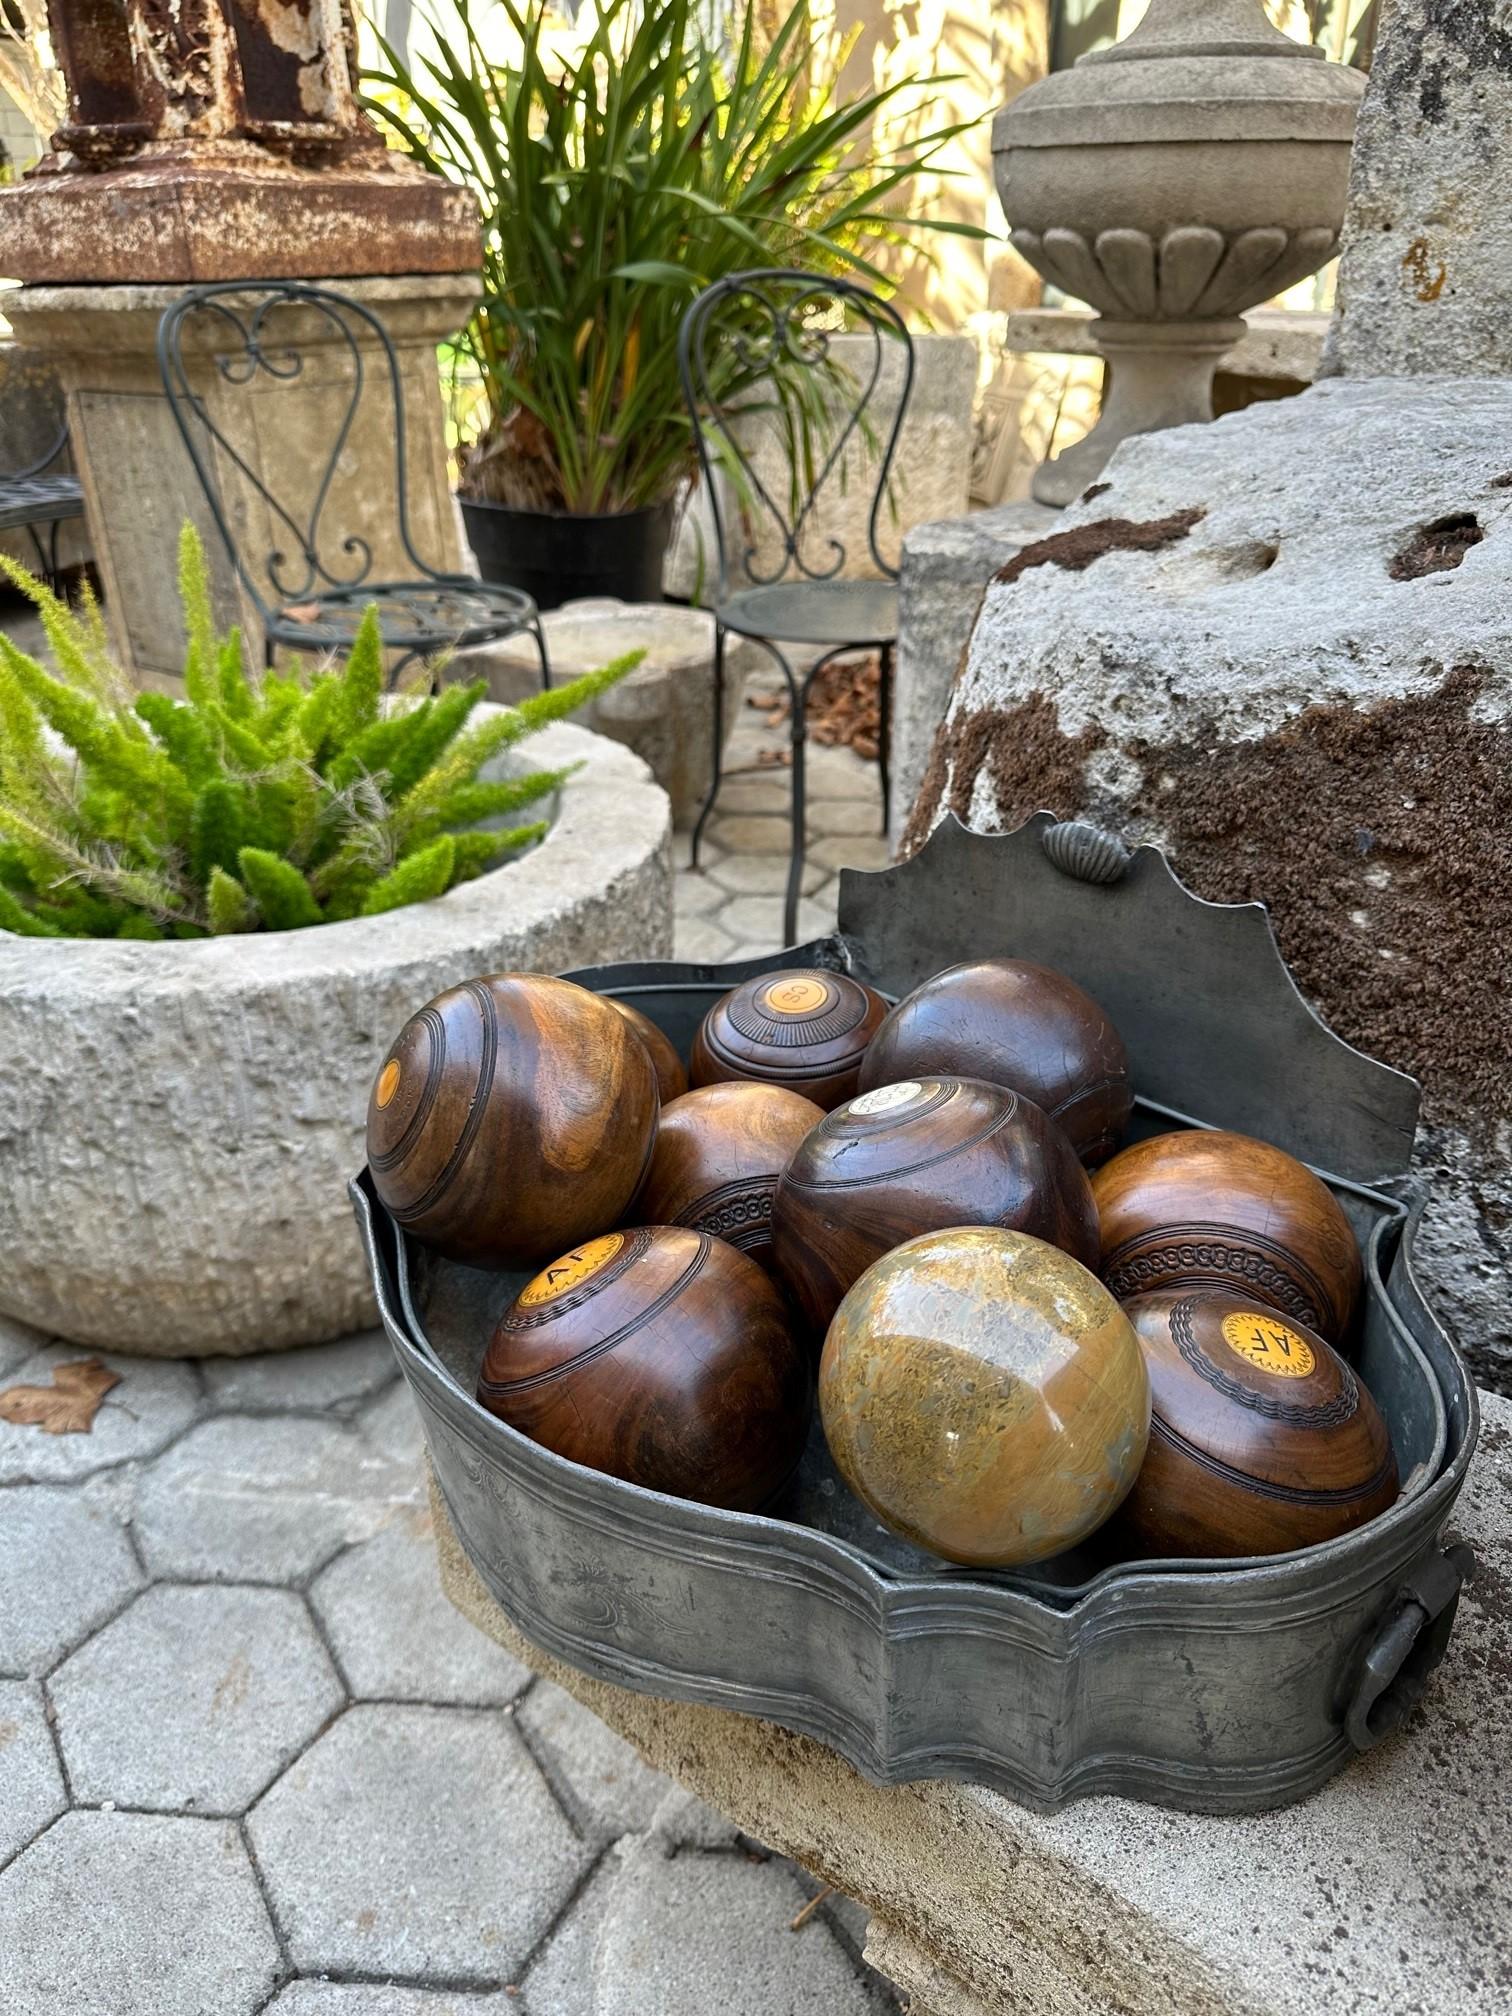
1389;513;1485;581
1402;237;1448;303
994;508;1206;588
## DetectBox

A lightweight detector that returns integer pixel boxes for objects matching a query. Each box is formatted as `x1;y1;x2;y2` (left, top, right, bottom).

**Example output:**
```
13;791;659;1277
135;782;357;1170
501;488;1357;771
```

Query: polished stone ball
820;1227;1150;1567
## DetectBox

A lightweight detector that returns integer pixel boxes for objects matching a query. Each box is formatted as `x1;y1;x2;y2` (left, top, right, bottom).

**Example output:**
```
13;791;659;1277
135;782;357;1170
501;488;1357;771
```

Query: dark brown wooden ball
857;957;1132;1166
690;968;888;1110
635;1082;824;1274
367;973;658;1270
605;995;688;1105
1115;1288;1398;1559
476;1225;811;1510
1091;1129;1363;1348
771;1076;1100;1339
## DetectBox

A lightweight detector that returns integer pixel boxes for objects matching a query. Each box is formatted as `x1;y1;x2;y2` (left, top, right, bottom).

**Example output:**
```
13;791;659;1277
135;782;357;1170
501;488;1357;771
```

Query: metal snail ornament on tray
634;1082;825;1276
1115;1289;1398;1559
820;1227;1151;1568
1092;1129;1363;1348
690;968;888;1111
366;973;659;1269
476;1225;811;1513
772;1076;1099;1339
857;956;1133;1166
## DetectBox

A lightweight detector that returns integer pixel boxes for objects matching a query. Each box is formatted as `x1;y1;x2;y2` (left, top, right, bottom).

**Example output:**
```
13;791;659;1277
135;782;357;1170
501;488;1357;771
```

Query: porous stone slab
461;599;759;829
892;500;1059;850
591;1831;881;2016
517;1681;671;1845
431;1383;1512;2016
134;1415;424;1583
0;719;671;1357
0;1484;143;1677
0;1680;66;1866
1324;3;1512;378
311;1521;531;1705
248;1703;589;1980
0;1810;279;2016
51;1583;343;1814
201;1330;397;1415
906;377;1512;1390
0;1346;200;1485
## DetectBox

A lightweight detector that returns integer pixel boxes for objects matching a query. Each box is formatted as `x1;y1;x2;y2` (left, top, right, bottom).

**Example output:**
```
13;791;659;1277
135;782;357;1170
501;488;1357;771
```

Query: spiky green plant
0;528;639;940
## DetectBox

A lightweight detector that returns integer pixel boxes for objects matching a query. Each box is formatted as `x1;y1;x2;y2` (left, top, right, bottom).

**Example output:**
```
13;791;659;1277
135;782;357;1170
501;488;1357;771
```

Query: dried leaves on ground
746;654;882;763
0;1358;120;1436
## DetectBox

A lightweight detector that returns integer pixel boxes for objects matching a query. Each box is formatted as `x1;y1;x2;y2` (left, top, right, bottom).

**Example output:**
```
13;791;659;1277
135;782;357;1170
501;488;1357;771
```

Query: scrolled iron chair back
157;281;436;620
678;269;915;604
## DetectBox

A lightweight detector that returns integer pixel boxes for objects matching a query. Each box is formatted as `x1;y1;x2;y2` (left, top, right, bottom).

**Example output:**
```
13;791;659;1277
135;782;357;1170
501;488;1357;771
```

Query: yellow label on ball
375;1059;401;1109
1220;1310;1316;1378
518;1233;625;1307
762;976;830;1016
848;1080;925;1117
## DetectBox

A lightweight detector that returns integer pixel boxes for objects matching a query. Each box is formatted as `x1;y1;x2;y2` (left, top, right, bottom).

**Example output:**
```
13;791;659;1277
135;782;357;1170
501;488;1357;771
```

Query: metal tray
352;814;1479;1814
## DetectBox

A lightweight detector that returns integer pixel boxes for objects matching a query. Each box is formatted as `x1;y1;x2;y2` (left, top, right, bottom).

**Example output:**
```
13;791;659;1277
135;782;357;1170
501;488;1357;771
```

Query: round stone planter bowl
0;716;672;1357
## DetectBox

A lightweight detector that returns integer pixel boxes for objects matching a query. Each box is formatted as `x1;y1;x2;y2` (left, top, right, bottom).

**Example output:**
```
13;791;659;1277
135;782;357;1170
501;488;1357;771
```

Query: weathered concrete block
432;1382;1512;2016
0;718;671;1356
460;598;759;828
905;378;1512;1392
892;500;1058;850
1323;3;1512;378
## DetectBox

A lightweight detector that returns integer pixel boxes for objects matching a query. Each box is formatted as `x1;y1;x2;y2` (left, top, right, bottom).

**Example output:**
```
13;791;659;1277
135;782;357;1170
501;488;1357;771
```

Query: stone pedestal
433;1380;1512;2016
461;598;761;830
891;499;1058;850
3;275;478;680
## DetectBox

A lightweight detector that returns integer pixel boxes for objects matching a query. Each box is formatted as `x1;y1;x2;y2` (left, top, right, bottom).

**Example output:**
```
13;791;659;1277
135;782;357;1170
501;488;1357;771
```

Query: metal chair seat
267;576;538;658
718;578;898;649
0;472;85;535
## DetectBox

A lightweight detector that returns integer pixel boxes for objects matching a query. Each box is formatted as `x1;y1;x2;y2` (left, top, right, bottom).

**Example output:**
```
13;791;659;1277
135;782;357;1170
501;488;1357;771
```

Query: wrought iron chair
679;269;914;944
0;344;85;596
157;282;549;687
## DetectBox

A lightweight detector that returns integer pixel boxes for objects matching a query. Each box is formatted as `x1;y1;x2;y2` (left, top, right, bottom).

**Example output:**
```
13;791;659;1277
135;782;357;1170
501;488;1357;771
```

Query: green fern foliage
0;530;639;939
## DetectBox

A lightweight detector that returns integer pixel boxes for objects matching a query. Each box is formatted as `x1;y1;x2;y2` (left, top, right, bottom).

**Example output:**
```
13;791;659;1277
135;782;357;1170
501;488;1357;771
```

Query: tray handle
1345;1542;1475;1751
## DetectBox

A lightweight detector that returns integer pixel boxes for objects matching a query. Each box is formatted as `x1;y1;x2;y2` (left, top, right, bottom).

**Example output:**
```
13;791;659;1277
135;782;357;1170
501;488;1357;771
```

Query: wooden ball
605;995;688;1105
771;1076;1100;1338
690;968;888;1110
636;1083;824;1274
1116;1289;1398;1558
858;957;1132;1166
476;1225;811;1511
367;973;658;1269
821;1228;1150;1566
1091;1129;1363;1347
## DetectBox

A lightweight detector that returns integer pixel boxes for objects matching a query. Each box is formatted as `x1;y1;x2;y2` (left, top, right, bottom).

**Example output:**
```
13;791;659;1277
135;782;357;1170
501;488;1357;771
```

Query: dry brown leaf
282;602;321;623
0;1358;121;1437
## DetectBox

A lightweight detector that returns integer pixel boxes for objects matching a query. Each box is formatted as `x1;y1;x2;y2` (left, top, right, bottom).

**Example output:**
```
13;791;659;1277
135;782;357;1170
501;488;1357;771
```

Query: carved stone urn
993;0;1365;505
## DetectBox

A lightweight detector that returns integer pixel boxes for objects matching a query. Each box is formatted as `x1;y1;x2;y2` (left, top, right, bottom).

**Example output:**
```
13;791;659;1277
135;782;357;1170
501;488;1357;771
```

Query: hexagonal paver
517;1682;669;1845
0;1484;142;1677
706;852;830;898
806;796;884;837
0;1680;66;1865
52;1584;343;1814
521;1844;625;2016
715;892;842;947
267;1988;512;2014
311;1522;530;1706
134;1415;423;1582
593;1838;879;2016
202;1330;397;1415
0;1810;279;2016
674;915;737;963
0;1345;199;1485
356;1379;428;1468
248;1703;589;1980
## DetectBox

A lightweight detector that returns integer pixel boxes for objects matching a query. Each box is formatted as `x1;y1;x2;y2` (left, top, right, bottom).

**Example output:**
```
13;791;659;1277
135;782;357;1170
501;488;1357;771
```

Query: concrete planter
0;718;672;1358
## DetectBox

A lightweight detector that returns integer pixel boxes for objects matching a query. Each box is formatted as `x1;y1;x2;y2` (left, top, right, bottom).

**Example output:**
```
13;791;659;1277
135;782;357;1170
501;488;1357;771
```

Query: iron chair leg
690;621;729;872
531;619;552;693
787;643;855;949
878;640;893;838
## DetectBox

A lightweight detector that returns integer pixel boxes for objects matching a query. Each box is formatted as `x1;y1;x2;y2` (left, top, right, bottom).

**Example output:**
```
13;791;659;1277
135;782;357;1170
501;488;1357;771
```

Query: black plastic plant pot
459;496;676;611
